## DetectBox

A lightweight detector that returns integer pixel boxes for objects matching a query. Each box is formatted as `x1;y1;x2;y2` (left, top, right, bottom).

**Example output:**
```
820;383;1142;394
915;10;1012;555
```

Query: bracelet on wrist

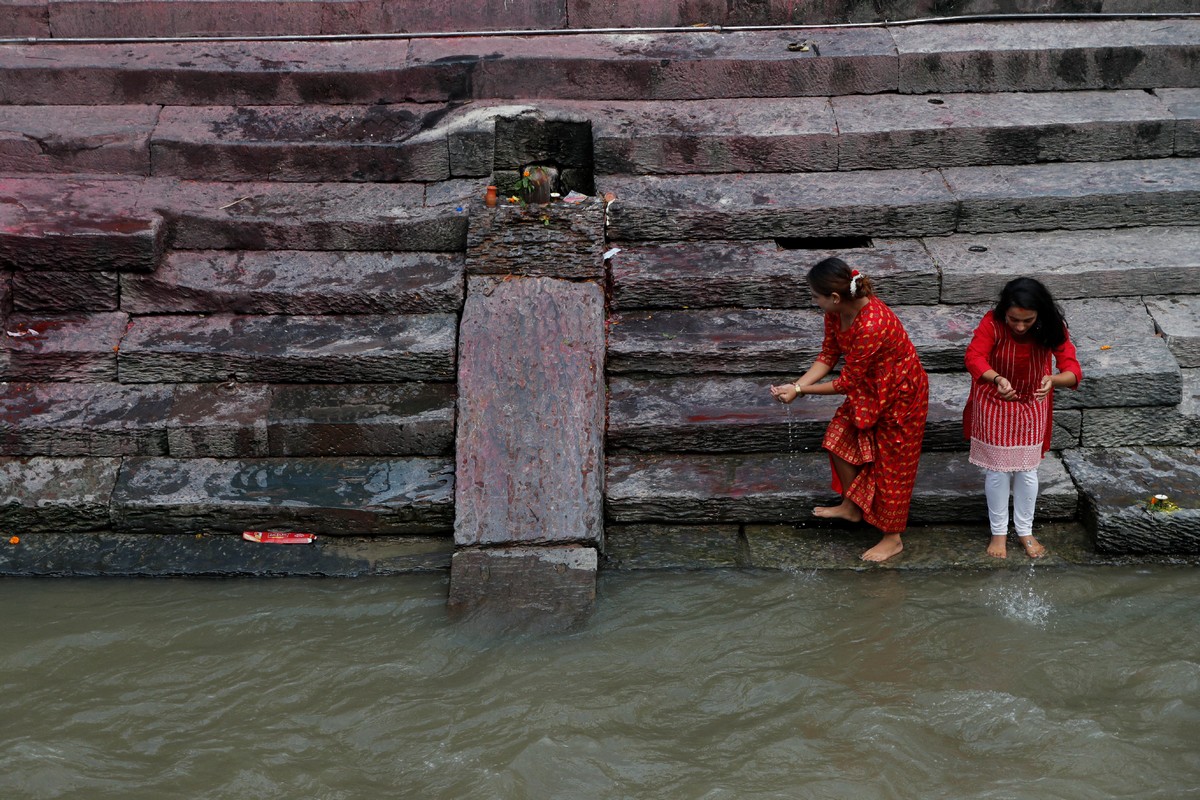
793;382;803;395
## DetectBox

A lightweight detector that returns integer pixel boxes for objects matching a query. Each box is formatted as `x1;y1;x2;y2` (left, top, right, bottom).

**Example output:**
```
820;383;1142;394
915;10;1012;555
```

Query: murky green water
2;567;1199;799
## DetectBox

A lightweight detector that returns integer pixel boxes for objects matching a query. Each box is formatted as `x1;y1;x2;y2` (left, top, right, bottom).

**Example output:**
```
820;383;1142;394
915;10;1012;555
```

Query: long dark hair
807;257;874;300
994;277;1067;349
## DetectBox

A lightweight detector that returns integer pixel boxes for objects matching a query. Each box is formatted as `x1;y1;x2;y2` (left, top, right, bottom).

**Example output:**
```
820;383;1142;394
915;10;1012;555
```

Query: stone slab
0;105;156;176
931;226;1200;304
0;456;120;532
0;532;454;577
606;451;1077;524
465;197;606;279
1063;446;1200;553
266;382;455;457
382;0;566;33
606;303;982;375
1;312;126;382
455;276;605;546
164;382;271;458
1159;88;1200;157
447;545;597;632
1145;295;1200;368
1057;298;1182;409
834;89;1174;170
895;20;1200;93
111;456;454;534
151;104;451;182
47;0;331;37
412;28;896;101
159;179;470;252
12;270;118;312
604;169;958;242
117;312;457;384
0;0;49;37
1081;369;1200;448
0;177;165;273
120;250;464;315
944;157;1200;234
0;381;172;456
610;239;938;310
603;523;745;570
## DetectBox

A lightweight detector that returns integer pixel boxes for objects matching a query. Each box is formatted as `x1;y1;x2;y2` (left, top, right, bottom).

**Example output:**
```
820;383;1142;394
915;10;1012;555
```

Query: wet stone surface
0;382;173;457
603;524;745;570
0;456;121;532
1144;295;1200;368
1;312;127;382
1081;369;1200;448
465;198;606;279
13;270;118;312
0;104;156;176
1063;446;1200;554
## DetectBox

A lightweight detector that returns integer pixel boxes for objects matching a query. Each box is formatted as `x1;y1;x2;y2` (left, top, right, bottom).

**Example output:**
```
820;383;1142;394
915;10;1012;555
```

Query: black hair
807;257;874;300
994;277;1067;349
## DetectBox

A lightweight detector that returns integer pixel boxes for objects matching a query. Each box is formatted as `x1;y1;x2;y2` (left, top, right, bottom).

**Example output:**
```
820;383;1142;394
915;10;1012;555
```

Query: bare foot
987;534;1008;559
813;501;863;523
1020;535;1046;559
862;534;903;562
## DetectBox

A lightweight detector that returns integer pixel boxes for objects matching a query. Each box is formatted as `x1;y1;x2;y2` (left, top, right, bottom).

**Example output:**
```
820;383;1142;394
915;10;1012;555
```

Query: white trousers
984;469;1039;538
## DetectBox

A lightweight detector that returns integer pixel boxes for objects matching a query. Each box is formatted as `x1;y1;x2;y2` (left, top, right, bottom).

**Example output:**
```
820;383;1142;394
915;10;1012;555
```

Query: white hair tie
849;269;862;298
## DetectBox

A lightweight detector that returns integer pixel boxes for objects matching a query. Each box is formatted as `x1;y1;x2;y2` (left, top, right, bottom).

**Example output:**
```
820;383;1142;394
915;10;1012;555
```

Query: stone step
5;0;1194;39
1081;368;1200;447
0;381;455;457
120;250;464;315
1;312;127;381
607;371;1082;454
2;22;1198;105
1063;446;1200;553
1161;88;1200;156
1145;294;1200;368
603;157;1200;242
0;104;156;176
0;455;454;535
115;312;457;384
605;450;1078;525
0;177;471;262
606;298;1182;408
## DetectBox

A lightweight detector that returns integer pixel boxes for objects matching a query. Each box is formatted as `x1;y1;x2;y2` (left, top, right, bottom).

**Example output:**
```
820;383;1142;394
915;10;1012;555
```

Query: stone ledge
1;312;127;382
0;105;155;176
1145;295;1200;368
0;456;121;532
1080;369;1200;448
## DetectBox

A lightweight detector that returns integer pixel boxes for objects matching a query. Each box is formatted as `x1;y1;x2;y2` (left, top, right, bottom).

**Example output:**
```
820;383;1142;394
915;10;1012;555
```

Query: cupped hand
995;376;1019;401
1034;375;1054;401
770;383;799;403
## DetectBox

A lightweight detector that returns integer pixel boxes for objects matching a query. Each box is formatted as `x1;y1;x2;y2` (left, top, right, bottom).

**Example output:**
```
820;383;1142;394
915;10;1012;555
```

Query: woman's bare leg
813;452;863;523
862;533;904;562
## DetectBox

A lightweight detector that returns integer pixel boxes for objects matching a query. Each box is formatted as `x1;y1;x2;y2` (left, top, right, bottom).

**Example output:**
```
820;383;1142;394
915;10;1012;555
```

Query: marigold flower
8;536;18;545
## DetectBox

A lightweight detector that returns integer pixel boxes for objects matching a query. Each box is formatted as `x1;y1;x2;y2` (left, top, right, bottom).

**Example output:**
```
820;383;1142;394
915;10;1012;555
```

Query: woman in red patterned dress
964;277;1081;559
770;258;929;562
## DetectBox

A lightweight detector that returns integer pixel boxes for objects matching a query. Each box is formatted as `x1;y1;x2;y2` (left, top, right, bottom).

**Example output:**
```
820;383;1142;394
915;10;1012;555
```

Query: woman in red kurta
963;278;1081;559
771;258;929;562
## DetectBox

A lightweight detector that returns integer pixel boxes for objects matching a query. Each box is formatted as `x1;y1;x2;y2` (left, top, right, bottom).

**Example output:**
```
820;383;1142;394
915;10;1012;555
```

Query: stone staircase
3;5;1200;578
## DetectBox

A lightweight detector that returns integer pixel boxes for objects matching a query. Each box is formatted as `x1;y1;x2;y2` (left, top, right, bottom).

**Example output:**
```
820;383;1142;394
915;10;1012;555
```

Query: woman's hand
1034;375;1054;401
770;383;800;404
994;375;1019;401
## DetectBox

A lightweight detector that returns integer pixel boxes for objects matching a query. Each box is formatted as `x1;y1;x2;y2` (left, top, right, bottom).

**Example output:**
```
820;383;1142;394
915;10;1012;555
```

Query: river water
2;566;1198;799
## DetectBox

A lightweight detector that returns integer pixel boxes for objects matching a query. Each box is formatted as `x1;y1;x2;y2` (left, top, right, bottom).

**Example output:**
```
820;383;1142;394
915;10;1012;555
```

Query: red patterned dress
963;311;1082;471
817;297;930;534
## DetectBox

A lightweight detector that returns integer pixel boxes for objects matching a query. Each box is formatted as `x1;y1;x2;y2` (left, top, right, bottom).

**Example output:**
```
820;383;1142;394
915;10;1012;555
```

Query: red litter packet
242;531;316;544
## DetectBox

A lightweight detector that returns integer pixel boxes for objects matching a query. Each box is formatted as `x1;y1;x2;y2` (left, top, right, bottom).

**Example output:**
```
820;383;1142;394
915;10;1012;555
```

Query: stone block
111;456;454;534
604;169;958;242
1063;446;1200;553
0;456;120;532
1081;369;1200;448
0;382;171;456
382;0;566;32
0;105;155;176
1160;88;1200;156
493;111;594;171
896;20;1200;93
465;197;605;279
266;383;455;457
610;239;938;310
1145;295;1200;368
165;383;271;458
931;226;1200;304
603;523;745;570
161;179;470;252
118;313;457;384
1;312;126;382
47;0;329;37
1057;298;1182;409
0;177;164;273
120;250;464;315
13;271;118;312
151;104;451;182
0;0;49;37
455;276;605;547
0;532;454;578
606;451;1076;524
944;158;1200;234
447;545;597;632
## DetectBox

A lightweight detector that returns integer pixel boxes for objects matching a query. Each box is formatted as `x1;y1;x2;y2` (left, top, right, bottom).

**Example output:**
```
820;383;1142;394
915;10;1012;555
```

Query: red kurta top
963;311;1083;472
817;297;929;534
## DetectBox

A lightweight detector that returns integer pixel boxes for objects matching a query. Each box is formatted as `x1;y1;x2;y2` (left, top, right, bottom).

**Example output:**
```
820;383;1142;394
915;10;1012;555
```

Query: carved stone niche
492;110;595;200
